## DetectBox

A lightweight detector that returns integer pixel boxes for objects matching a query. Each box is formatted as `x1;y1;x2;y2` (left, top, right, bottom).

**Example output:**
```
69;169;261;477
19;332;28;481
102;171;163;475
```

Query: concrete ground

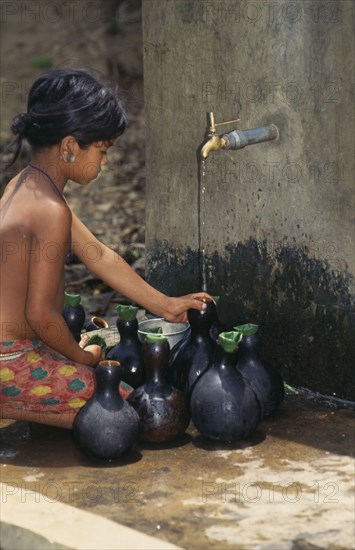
0;393;354;550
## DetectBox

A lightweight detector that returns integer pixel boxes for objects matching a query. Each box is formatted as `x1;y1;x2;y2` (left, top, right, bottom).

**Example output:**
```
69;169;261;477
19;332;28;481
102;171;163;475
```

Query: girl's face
69;140;114;184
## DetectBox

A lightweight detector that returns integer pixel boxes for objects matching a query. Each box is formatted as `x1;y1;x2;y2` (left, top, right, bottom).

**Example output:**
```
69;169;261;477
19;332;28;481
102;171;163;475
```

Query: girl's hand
163;292;214;323
79;333;90;348
84;344;105;366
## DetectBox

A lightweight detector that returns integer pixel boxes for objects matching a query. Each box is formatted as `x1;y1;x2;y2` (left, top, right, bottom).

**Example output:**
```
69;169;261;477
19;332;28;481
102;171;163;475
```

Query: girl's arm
71;212;210;322
25;202;102;365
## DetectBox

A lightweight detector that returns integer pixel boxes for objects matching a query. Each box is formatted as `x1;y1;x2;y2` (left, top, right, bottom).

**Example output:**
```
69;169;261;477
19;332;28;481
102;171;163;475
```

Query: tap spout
201;134;228;159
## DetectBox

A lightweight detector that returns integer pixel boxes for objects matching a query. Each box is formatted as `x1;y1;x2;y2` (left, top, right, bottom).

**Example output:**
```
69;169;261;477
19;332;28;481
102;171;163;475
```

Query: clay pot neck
117;318;139;340
94;362;123;404
211;344;238;371
188;301;217;332
143;340;170;384
190;324;213;340
238;334;261;357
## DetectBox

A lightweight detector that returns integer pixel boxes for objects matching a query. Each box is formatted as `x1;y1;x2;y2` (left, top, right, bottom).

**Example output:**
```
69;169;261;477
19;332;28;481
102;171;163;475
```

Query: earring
66;151;75;163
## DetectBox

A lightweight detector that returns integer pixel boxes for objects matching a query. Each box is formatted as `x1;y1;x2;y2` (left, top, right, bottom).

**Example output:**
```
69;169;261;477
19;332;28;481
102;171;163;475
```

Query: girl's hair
7;69;126;167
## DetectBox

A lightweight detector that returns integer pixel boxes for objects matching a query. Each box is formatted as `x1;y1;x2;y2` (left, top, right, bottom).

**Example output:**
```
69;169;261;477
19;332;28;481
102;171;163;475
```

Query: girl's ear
59;136;80;161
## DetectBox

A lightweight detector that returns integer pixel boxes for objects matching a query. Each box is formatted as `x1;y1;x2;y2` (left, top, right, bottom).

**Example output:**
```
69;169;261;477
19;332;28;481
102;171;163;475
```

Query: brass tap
201;112;279;159
201;112;240;159
201;134;228;159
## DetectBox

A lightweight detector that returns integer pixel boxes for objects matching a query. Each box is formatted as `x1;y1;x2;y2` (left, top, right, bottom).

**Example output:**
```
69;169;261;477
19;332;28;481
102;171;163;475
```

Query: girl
0;69;211;429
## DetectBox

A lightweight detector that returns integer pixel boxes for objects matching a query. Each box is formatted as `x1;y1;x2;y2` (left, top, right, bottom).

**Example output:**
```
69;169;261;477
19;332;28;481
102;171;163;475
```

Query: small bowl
138;318;190;349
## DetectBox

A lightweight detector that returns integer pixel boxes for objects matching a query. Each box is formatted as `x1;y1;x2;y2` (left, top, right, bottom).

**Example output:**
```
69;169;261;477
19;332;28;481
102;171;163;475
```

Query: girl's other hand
84;344;105;366
163;292;214;323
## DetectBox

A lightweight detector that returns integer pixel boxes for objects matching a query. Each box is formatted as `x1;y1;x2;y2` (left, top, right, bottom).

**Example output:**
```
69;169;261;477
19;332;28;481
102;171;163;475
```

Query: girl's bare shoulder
1;173;72;240
32;193;72;238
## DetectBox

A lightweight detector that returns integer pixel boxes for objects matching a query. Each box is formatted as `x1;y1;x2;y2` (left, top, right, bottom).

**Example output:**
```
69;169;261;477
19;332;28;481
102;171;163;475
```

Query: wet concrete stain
146;239;355;400
0;395;354;549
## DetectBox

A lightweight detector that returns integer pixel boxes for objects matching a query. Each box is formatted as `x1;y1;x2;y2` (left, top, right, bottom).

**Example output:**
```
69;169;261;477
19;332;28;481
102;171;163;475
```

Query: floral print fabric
0;339;131;414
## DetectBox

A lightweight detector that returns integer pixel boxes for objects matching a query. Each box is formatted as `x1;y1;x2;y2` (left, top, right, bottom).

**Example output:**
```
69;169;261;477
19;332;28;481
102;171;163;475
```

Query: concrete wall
142;0;354;399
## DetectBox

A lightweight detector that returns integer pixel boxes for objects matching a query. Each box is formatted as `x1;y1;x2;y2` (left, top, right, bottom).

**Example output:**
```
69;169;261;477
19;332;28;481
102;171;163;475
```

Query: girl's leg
0;403;76;429
0;340;132;429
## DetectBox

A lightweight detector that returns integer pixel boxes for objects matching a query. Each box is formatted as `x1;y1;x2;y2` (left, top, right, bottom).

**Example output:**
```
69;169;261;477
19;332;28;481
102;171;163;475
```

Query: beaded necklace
28;162;65;200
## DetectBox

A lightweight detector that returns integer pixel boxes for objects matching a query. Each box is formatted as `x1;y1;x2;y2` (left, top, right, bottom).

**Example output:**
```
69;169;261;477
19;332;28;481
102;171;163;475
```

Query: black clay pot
128;337;190;442
190;333;261;442
167;300;217;398
62;292;85;342
73;360;139;459
106;317;145;389
236;333;284;417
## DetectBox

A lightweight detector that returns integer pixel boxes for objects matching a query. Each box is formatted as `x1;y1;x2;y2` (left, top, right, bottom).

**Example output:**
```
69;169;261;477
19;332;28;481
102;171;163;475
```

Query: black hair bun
11;112;30;138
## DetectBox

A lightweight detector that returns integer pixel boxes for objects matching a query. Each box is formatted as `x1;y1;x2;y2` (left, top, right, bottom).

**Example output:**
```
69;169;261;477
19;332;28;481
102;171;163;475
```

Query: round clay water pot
106;306;145;389
190;332;261;442
73;360;139;459
128;336;190;442
62;292;86;342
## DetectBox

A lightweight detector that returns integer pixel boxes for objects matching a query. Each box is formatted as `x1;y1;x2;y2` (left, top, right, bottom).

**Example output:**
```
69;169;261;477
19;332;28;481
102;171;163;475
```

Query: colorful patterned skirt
0;339;132;417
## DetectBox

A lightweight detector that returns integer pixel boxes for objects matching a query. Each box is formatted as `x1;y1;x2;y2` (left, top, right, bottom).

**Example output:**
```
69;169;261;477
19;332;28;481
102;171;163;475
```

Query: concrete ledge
0;483;181;550
1;522;69;550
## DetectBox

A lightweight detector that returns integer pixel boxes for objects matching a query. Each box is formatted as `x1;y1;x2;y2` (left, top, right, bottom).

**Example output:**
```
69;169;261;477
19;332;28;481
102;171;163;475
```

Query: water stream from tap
199;160;208;291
